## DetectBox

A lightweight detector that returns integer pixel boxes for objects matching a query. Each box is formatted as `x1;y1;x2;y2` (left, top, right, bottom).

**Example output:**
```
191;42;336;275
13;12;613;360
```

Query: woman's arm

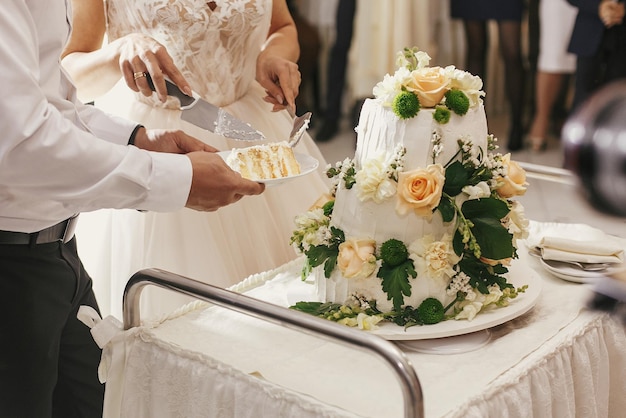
257;0;302;112
61;0;190;103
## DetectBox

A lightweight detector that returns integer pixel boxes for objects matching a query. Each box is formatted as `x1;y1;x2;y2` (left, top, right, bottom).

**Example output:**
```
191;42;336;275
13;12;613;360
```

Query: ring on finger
133;71;148;80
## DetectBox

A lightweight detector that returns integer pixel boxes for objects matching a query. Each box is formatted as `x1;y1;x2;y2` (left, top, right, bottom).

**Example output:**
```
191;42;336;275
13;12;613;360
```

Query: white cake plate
369;257;541;340
395;329;492;354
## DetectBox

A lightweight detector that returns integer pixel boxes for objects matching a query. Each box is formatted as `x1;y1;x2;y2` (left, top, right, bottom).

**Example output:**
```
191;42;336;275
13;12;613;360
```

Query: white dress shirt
0;0;192;232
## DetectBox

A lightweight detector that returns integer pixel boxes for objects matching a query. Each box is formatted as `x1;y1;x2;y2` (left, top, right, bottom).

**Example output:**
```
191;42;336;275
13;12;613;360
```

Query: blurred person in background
527;0;578;151
450;0;527;151
567;0;626;112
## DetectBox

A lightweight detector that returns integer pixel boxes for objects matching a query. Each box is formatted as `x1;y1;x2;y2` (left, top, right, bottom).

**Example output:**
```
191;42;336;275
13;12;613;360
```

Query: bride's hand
257;54;301;112
116;33;192;102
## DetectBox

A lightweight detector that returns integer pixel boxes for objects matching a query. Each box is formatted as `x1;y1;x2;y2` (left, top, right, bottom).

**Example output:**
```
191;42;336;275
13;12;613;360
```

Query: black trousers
324;0;357;120
572;25;626;112
0;238;104;417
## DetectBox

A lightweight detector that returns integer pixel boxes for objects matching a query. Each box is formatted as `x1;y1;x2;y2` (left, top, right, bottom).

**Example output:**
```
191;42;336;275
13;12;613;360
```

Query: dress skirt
450;0;524;21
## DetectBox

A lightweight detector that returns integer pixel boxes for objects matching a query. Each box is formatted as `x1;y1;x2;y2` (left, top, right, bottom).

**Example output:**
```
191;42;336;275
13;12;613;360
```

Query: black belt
0;216;78;245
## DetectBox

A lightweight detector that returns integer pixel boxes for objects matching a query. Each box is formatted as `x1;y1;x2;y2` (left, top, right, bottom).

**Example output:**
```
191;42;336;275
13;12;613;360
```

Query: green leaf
457;254;512;294
459;197;513;260
305;245;339;278
324;254;338;278
437;196;456;223
472;217;514;260
453;230;465;255
290;301;342;315
462;197;509;220
443;161;470;196
377;259;417;311
301;259;313;281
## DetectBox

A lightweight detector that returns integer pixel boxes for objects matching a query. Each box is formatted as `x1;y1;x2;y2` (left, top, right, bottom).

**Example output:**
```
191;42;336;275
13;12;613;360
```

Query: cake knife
146;75;266;141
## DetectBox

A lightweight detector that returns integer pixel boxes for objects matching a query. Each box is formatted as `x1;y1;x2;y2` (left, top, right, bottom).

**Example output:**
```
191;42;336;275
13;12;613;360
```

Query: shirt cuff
128;124;144;146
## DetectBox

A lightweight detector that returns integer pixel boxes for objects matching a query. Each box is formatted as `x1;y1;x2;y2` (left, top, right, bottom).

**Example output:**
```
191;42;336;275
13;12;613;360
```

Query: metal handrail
123;268;424;418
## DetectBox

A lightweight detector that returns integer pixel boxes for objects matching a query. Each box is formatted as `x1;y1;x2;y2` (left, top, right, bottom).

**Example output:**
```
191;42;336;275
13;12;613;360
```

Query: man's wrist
128;124;145;146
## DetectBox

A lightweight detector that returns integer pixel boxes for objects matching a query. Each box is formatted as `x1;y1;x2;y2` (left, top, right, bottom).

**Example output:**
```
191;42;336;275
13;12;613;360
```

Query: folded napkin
539;236;624;264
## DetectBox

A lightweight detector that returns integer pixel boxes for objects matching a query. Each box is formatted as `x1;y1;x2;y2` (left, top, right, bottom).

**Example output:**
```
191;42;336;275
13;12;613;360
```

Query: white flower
373;67;411;105
396;48;431;70
446;272;474;300
462;181;491;200
506;201;530;244
415;51;431;69
455;301;483;321
338;317;358;327
444;65;485;108
292;208;330;251
409;234;459;279
356;155;397;203
482;285;504;307
356;312;383;330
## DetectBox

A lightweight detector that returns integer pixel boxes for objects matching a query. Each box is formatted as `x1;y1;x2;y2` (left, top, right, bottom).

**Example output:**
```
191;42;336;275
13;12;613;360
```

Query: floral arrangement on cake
289;47;530;330
373;46;485;121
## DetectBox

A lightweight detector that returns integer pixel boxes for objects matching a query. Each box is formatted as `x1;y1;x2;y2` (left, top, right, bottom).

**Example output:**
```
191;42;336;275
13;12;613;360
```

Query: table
89;224;626;418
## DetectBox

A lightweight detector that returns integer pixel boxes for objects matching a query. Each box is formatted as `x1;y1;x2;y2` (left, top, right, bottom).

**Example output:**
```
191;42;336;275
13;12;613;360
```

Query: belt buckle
62;215;79;243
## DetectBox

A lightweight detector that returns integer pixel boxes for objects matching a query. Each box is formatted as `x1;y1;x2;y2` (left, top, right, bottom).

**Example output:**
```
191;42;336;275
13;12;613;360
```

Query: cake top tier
372;47;485;121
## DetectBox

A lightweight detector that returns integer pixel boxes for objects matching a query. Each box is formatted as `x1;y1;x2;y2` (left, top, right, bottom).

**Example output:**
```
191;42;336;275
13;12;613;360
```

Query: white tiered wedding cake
291;47;530;328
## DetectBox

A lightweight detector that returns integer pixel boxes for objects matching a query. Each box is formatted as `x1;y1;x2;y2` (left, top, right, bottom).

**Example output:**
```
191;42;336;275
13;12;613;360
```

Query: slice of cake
290;47;531;329
226;141;301;180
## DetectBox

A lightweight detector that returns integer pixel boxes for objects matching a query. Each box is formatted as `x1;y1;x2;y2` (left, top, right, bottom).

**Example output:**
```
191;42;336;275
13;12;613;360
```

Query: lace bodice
105;0;271;107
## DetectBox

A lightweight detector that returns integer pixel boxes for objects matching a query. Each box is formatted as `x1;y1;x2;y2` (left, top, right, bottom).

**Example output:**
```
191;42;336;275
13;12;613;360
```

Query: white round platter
370;258;542;341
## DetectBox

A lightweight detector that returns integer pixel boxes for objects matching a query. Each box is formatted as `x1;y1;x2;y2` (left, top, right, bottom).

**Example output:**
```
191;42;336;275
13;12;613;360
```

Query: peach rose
396;164;445;218
405;67;450;107
337;239;377;279
496;153;528;198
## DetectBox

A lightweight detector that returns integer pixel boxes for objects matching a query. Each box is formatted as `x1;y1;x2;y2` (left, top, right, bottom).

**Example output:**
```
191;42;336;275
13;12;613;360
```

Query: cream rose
496;153;528;198
396;164;445;218
337;239;377;279
405;67;450;108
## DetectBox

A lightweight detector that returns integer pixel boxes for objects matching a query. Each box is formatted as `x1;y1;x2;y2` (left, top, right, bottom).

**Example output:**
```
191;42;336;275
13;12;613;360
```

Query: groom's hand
185;151;266;211
132;127;218;153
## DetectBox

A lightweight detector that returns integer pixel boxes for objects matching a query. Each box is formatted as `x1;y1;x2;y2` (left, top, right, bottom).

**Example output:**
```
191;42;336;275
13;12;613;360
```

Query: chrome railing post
123;268;424;418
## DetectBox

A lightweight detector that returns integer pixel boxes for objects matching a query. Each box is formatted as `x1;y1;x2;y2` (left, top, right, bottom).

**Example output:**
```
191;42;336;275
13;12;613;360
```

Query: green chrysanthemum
417;297;445;324
445;89;470;116
392;91;420;119
433;105;451;124
380;238;409;267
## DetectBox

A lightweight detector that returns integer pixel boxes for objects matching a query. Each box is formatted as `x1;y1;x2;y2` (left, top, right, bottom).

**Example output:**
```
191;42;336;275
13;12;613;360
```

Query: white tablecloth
97;223;626;418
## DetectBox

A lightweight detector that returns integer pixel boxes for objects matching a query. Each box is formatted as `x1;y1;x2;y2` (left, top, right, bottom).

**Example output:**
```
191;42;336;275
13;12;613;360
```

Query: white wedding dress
76;0;329;319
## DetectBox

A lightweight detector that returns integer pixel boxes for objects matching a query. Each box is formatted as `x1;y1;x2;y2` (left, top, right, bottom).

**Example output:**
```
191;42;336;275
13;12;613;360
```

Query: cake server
146;75;265;141
287;111;312;148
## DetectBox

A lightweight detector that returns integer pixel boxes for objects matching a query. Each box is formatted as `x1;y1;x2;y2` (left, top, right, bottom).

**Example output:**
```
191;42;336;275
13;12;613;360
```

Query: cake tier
315;264;456;313
331;99;489;246
317;99;491;311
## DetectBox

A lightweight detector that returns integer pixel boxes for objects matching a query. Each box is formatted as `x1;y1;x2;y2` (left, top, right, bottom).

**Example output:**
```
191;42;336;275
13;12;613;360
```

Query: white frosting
317;99;490;312
333;99;488;246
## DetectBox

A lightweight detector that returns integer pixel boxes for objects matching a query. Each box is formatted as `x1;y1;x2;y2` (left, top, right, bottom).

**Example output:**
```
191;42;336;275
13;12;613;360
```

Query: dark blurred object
287;0;321;117
562;80;626;323
316;0;357;142
588;275;626;324
562;80;626;216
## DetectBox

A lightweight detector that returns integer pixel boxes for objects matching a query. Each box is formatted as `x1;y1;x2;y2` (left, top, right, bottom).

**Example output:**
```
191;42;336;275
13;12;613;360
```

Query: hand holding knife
145;74;266;141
